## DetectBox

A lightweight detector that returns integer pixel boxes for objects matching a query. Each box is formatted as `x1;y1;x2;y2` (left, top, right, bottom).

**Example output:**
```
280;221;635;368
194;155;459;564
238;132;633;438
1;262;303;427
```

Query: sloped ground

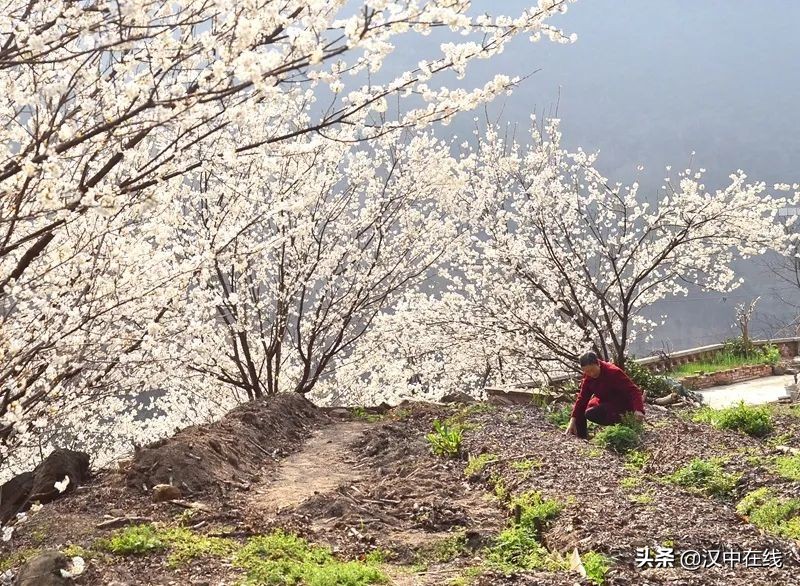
2;396;800;585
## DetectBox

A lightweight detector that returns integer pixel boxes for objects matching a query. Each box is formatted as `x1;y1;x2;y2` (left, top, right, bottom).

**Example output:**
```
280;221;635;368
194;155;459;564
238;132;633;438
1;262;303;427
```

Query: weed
161;527;236;567
546;405;573;428
97;524;235;567
351;407;382;423
98;524;165;555
593;422;640;454
629;492;654;505
464;453;498;477
582;551;612;585
664;458;741;498
510;458;543;480
426;419;463;457
620;476;641;490
234;530;387;585
623;450;650;471
774;454;800;481
692;401;773;437
736;488;800;539
584;447;604;458
61;544;93;560
484;491;563;573
489;472;508;502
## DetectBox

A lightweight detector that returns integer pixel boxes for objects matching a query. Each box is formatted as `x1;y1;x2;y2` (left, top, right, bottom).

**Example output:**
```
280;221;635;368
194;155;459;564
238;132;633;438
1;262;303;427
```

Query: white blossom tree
335;120;798;402
1;0;578;473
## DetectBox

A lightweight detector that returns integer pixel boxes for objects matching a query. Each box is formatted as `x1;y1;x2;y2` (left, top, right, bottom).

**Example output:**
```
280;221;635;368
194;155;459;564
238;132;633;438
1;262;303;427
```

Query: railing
487;336;800;392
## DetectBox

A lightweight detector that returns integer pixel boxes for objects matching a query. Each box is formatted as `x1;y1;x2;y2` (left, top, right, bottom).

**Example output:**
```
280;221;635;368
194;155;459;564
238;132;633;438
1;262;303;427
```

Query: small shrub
464;453;498;477
774;454;800;481
625;360;672;399
692;401;773;437
664;458;741;498
426;419;463;457
736;488;800;539
593;423;640;454
761;343;781;366
724;336;758;359
582;551;612;586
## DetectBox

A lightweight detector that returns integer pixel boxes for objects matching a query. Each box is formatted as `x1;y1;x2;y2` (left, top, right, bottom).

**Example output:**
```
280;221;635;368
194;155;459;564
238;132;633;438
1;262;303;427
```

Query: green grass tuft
774;454;800;481
582;551;612;585
426;419;463;457
692;401;773;437
464;453;498;477
592;416;642;454
736;488;800;539
664;458;741;498
234;530;387;585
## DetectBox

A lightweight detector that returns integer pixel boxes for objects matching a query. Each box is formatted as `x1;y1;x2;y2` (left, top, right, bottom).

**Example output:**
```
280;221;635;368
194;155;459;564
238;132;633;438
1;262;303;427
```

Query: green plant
464;453;498;477
620;476;641;490
426;419;463;457
97;524;236;567
161;527;237;567
774;454;800;481
664;458;741;498
761;343;781;366
593;422;640;454
99;524;166;555
234;530;387;585
582;551;612;586
629;492;654;505
724;336;758;359
484;491;562;574
489;472;508;502
623;450;650;471
0;548;42;572
736;488;800;539
351;407;382;423
510;458;543;479
692;401;773;437
546;404;573;428
625;360;673;399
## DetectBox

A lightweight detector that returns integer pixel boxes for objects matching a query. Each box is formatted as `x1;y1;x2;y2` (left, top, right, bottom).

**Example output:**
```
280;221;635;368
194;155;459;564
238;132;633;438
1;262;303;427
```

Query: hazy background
383;0;800;354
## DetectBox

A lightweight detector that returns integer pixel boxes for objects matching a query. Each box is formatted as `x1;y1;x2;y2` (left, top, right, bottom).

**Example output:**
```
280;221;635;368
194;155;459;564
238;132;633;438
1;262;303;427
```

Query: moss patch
234;530;387;585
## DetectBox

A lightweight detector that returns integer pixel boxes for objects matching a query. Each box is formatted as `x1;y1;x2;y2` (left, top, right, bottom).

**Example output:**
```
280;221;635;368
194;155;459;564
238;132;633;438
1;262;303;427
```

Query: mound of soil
126;393;324;494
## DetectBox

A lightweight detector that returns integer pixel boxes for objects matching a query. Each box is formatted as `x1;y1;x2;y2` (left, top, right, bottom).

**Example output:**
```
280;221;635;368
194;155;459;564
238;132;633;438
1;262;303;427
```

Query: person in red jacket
565;351;645;439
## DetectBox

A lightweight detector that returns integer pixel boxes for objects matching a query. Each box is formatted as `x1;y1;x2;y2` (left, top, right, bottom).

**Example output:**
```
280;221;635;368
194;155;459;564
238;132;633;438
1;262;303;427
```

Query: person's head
579;351;601;379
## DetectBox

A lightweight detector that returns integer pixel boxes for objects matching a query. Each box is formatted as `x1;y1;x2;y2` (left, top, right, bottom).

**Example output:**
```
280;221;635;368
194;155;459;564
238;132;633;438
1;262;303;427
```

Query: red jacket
570;360;645;420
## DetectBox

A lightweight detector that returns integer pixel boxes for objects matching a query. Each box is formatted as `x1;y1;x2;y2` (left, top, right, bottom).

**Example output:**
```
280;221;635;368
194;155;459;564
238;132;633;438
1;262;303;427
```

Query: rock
152;484;182;502
0;449;89;523
14;551;70;586
27;449;90;504
439;391;477;404
328;408;351;418
792;356;800;365
0;471;33;524
772;365;787;376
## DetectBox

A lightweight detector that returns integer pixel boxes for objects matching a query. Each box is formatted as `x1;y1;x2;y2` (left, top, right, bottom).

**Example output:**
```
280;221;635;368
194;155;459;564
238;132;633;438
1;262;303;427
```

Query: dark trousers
575;402;622;439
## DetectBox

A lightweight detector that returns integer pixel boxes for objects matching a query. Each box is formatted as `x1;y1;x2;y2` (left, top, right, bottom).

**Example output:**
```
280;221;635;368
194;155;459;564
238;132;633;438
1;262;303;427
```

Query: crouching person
565;351;645;439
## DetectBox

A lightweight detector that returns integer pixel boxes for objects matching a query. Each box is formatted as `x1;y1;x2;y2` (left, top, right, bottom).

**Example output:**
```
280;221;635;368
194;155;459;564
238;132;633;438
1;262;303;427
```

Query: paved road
698;374;795;408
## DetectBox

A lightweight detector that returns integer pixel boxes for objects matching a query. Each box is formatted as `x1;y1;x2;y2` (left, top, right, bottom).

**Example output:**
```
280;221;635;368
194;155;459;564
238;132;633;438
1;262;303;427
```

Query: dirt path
249;420;372;513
